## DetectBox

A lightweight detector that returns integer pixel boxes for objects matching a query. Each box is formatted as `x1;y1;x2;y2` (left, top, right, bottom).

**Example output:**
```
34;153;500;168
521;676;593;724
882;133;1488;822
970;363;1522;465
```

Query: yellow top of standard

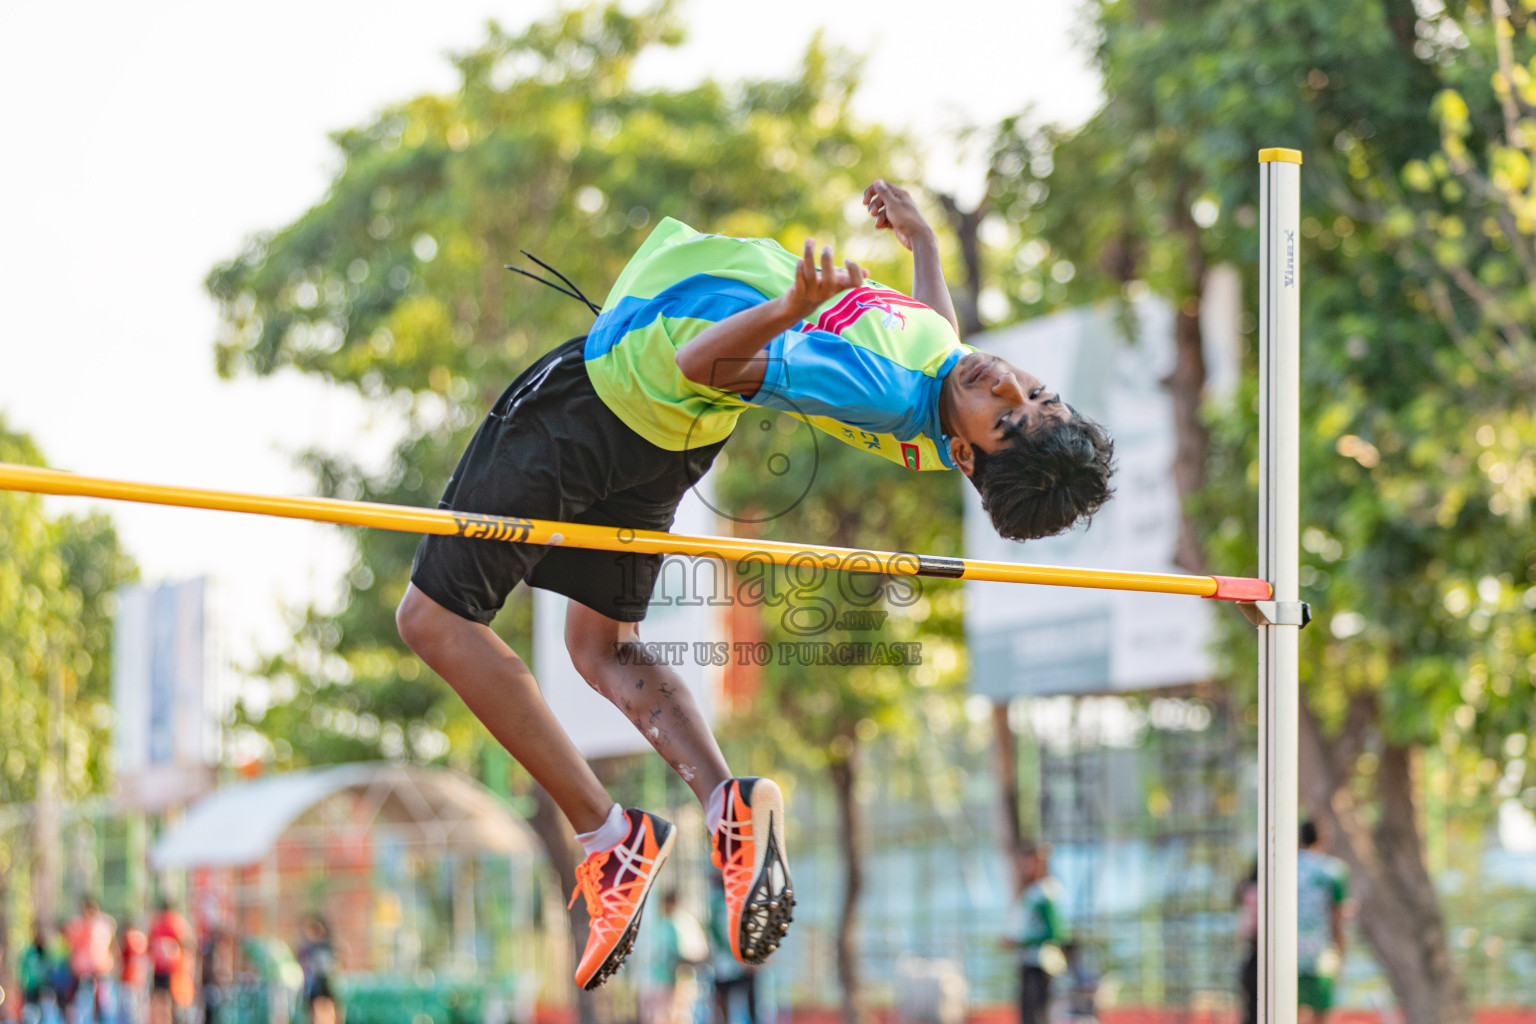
1258;147;1303;164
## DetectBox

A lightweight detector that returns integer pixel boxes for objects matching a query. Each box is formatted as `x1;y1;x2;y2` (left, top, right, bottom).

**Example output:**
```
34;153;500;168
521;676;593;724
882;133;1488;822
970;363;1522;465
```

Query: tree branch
1491;1;1531;138
933;191;987;337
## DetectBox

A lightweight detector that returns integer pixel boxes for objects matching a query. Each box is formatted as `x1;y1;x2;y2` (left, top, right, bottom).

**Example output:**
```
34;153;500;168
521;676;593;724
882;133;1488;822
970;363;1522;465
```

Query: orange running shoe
568;809;675;990
711;777;794;964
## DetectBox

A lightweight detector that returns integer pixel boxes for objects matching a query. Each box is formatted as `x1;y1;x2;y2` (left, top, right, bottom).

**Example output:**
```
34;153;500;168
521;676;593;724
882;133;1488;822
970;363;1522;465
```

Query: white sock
575;802;627;856
705;780;729;834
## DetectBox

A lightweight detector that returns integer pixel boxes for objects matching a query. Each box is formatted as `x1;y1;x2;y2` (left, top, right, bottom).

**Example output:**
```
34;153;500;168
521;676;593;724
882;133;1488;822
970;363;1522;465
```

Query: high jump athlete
396;180;1114;989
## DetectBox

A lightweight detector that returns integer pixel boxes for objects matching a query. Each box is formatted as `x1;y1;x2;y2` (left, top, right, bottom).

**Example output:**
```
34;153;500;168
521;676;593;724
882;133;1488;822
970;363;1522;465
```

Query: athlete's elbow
674;349;706;385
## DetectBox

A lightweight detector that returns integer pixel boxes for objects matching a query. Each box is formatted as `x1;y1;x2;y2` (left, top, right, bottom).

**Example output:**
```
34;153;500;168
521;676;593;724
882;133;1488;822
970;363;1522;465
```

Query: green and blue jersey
584;217;970;471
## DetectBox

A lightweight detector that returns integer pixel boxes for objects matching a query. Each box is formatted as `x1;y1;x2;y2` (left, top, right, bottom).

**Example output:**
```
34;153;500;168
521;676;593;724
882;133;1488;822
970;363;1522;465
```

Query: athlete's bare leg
564;600;732;806
396;583;612;832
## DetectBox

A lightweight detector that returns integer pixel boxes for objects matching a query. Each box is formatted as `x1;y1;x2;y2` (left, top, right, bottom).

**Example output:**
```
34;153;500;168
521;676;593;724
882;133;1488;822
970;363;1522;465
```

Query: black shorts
152;972;173;992
411;337;725;624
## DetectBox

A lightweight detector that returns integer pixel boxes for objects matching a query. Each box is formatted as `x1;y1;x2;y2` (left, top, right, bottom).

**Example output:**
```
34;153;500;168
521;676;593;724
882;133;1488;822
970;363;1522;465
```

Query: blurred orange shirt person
67;898;116;978
122;924;150;985
147;905;194;1007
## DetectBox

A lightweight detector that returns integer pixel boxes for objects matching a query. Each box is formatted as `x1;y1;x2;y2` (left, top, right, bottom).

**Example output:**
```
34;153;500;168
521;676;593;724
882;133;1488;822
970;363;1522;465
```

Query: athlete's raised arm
863;179;961;336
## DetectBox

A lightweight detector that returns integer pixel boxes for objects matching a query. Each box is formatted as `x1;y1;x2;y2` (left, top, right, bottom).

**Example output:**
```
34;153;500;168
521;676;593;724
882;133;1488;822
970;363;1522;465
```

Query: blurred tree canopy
205;1;922;775
985;0;1536;1018
0;420;138;806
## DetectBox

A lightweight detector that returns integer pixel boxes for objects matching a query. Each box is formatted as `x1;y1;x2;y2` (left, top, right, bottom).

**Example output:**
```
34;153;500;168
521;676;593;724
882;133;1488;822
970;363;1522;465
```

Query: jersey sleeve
745;318;964;472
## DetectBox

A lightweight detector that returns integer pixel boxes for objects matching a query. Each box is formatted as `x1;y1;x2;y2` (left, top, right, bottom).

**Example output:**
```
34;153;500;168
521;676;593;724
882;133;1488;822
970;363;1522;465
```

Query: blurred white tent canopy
151;763;538;869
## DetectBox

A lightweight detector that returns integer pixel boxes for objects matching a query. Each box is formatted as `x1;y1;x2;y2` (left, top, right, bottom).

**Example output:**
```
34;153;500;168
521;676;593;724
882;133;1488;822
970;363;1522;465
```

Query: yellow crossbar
0;463;1271;601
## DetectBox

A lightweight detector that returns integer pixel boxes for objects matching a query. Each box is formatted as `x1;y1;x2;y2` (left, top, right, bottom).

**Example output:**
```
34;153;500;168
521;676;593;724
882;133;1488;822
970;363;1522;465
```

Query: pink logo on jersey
855;298;907;330
814;287;929;335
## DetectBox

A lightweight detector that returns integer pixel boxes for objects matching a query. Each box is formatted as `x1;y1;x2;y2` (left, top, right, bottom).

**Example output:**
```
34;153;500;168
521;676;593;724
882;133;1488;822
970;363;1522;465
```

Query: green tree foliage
0;420;138;805
986;0;1535;1018
204;2;912;775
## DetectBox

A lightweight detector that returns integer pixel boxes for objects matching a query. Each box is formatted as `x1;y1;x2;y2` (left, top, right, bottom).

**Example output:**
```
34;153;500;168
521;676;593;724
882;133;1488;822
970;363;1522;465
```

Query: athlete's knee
565;618;635;692
566;635;614;691
396;586;448;656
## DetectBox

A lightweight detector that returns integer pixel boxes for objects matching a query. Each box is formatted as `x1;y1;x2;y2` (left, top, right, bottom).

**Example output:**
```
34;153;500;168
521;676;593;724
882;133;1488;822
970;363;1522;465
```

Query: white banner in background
112;578;217;810
966;274;1241;698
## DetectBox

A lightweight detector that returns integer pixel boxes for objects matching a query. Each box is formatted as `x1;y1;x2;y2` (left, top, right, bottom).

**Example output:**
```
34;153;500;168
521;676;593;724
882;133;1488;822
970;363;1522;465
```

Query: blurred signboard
112;578;217;809
536;489;720;759
966;273;1241;698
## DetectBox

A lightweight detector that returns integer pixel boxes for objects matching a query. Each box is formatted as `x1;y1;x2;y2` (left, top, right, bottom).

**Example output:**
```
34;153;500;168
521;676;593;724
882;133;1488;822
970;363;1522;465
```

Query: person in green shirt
19;923;68;1024
1004;844;1067;1024
1297;820;1348;1022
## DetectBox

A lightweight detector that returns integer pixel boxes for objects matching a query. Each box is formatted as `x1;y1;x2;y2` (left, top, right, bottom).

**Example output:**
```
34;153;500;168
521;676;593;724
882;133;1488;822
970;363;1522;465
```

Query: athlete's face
943;350;1068;476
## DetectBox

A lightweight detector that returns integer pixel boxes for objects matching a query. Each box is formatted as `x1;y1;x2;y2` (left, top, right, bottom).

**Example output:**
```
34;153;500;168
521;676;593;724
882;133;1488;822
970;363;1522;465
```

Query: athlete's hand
781;238;865;320
863;179;935;251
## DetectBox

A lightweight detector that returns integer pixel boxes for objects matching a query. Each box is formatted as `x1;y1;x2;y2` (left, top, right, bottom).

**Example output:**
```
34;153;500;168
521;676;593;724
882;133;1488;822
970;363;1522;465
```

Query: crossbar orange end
1206;575;1274;601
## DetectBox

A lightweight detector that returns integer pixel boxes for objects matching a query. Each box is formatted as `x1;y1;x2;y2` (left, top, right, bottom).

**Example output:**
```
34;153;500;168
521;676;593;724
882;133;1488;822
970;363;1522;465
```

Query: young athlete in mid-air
395;180;1114;990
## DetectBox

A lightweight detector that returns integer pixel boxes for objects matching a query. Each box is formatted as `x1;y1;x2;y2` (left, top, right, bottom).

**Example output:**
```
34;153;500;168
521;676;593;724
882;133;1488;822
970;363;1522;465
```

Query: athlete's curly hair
966;408;1115;541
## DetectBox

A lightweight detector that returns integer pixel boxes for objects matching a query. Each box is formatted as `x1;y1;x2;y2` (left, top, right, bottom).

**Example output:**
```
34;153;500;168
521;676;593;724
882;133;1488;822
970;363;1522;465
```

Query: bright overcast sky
0;1;1101;687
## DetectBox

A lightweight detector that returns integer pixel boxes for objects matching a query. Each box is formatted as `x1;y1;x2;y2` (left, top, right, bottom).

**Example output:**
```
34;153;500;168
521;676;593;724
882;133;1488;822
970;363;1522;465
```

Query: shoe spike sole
581;896;648;991
736;809;795;965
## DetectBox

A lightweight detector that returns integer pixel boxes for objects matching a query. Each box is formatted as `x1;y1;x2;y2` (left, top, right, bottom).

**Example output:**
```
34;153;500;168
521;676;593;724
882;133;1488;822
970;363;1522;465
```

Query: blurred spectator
118;923;148;1024
706;877;758;1024
297;917;339;1024
1297;821;1347;1024
1003;844;1067;1024
1236;862;1259;1024
48;926;76;1018
20;924;68;1024
64;898;115;1024
19;925;49;1023
641;892;706;1024
198;931;235;1024
146;901;193;1024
